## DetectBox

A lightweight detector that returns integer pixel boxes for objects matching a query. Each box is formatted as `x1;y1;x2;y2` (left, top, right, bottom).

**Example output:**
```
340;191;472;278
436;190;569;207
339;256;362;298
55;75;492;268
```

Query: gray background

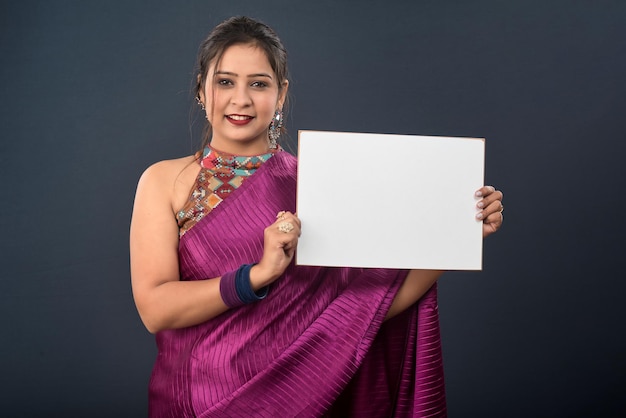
1;0;625;416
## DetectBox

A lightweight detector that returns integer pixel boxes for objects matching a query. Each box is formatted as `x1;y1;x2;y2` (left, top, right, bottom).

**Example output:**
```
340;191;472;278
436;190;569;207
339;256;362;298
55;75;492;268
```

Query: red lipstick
226;115;253;126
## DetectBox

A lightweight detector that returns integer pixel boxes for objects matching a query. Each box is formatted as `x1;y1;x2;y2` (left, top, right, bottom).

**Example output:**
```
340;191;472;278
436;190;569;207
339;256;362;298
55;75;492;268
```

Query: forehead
213;43;273;74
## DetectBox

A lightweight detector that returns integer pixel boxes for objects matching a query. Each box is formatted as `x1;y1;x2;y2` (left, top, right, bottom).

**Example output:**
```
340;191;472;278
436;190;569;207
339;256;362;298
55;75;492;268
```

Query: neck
208;138;271;156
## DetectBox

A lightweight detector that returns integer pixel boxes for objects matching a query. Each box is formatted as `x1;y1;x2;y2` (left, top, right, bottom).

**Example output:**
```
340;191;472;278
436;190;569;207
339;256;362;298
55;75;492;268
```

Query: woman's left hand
475;185;504;238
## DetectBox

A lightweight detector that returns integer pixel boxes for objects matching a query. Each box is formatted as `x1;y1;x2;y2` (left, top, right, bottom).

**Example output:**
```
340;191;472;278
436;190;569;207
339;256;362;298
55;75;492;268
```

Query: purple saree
149;152;447;417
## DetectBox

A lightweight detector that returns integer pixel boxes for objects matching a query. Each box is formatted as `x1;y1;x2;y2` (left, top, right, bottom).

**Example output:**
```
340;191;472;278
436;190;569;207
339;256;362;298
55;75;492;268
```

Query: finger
283;245;296;259
282;235;299;250
283;212;301;228
476;199;503;220
485;199;503;215
482;213;503;236
279;213;300;227
476;190;503;210
273;211;301;228
475;185;496;198
484;212;504;228
276;223;296;236
265;223;299;248
272;227;301;250
277;224;300;240
482;217;501;238
278;235;299;258
274;215;302;238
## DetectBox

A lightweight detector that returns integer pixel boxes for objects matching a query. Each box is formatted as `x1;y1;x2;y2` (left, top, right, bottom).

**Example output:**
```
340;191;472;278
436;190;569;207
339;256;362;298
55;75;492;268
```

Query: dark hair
194;16;289;152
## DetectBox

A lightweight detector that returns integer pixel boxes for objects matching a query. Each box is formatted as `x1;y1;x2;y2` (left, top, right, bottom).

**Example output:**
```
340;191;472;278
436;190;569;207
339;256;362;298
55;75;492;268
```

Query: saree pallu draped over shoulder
148;152;447;417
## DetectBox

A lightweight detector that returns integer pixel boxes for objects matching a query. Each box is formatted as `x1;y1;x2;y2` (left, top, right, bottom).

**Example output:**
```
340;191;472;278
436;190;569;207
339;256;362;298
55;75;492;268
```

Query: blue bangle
220;264;268;308
235;263;268;304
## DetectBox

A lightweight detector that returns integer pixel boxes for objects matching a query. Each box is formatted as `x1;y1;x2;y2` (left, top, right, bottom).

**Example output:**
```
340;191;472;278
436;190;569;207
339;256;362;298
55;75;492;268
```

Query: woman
130;16;504;417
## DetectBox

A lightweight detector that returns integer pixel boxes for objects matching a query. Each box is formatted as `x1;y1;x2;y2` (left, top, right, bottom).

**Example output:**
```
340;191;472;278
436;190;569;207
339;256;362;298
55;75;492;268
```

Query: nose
231;84;252;107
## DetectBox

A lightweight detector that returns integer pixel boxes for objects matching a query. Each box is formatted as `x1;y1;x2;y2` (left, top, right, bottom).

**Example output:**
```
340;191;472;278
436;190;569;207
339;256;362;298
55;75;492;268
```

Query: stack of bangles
219;263;269;308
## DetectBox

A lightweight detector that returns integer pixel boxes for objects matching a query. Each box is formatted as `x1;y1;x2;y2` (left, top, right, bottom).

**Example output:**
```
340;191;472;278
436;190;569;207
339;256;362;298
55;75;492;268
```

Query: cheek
205;90;225;119
259;95;278;116
205;86;214;104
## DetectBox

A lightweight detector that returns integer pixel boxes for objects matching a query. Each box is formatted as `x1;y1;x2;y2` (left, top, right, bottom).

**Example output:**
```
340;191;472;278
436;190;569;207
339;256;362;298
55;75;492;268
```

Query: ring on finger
276;210;287;220
278;221;295;233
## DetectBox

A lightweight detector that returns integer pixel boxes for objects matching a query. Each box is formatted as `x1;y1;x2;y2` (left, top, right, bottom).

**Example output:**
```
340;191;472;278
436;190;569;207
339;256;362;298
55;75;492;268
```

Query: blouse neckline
200;145;279;176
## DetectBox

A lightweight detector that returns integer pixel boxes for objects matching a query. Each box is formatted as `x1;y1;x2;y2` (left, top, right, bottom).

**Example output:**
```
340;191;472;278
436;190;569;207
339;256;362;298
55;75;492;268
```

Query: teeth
228;115;252;121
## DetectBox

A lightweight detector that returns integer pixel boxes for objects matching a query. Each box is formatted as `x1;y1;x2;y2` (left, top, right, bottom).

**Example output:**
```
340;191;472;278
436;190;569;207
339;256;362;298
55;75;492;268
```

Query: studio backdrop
1;1;625;416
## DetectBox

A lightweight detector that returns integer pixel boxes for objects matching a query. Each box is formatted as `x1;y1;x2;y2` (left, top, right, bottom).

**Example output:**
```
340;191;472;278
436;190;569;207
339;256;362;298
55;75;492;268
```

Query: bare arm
385;269;443;320
130;159;229;333
130;158;300;333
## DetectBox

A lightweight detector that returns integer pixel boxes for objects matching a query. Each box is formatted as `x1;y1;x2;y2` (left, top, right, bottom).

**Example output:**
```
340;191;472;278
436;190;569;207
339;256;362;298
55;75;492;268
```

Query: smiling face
200;43;288;155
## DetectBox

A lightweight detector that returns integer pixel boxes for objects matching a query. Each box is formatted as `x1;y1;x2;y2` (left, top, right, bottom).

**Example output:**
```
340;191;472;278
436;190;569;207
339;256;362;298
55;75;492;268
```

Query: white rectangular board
296;130;485;270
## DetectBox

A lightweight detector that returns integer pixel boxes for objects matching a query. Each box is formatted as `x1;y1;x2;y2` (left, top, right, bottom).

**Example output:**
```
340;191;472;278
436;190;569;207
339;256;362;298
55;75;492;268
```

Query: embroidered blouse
176;146;279;236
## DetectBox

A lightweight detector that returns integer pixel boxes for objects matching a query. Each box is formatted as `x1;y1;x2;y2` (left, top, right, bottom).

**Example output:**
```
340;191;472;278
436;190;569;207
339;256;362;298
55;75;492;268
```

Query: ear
197;73;206;104
277;79;289;108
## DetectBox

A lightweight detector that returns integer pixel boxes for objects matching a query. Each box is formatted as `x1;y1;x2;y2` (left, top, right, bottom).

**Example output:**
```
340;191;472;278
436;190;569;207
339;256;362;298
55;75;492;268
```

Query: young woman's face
201;43;287;154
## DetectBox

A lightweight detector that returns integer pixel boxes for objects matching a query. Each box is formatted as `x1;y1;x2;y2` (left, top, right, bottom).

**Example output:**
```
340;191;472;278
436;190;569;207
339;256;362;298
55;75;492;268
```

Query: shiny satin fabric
148;152;447;417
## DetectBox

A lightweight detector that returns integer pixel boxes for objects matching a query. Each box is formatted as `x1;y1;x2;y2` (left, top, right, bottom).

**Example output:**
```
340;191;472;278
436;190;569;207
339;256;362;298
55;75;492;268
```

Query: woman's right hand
250;211;301;289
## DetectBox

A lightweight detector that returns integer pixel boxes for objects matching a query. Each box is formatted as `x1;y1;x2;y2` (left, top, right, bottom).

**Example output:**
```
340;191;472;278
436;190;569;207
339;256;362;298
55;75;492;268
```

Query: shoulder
135;155;200;212
138;155;198;190
140;155;197;182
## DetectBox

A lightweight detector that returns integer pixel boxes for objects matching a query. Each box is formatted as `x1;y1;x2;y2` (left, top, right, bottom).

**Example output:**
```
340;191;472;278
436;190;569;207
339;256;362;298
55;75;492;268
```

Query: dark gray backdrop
1;1;625;416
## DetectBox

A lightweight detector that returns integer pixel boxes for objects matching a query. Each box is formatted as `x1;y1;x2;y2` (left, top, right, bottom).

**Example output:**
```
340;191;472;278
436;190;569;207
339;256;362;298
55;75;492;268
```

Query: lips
226;114;254;126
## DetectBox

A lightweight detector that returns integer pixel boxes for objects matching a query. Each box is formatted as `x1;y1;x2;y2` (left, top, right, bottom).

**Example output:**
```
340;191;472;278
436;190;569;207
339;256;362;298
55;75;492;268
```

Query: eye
250;80;268;88
217;78;233;86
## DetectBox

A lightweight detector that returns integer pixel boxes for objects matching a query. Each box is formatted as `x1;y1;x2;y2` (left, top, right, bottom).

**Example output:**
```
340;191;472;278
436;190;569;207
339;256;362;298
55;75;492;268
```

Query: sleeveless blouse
176;146;279;236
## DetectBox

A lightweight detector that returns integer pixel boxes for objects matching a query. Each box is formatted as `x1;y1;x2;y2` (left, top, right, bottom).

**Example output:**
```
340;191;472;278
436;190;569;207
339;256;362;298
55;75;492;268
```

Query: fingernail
476;212;484;220
477;201;484;208
475;190;483;197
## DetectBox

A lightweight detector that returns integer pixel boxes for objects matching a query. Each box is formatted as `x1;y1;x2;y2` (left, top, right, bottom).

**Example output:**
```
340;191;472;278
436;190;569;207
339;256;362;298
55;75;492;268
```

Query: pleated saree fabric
148;152;447;417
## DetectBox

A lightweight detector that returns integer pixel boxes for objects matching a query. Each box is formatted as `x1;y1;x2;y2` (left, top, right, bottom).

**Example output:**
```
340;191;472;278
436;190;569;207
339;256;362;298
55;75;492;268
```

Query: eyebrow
215;71;273;79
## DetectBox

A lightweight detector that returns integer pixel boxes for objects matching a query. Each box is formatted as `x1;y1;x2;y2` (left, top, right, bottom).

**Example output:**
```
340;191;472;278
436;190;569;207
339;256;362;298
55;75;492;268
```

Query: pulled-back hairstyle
194;16;289;152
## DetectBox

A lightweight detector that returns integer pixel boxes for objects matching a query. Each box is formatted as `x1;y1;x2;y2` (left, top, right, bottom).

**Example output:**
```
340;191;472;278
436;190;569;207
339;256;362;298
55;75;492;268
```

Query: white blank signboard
296;130;485;270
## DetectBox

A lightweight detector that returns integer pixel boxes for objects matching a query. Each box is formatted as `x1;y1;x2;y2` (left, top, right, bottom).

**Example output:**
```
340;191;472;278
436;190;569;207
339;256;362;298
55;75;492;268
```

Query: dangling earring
196;96;209;121
196;96;205;110
268;109;283;149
